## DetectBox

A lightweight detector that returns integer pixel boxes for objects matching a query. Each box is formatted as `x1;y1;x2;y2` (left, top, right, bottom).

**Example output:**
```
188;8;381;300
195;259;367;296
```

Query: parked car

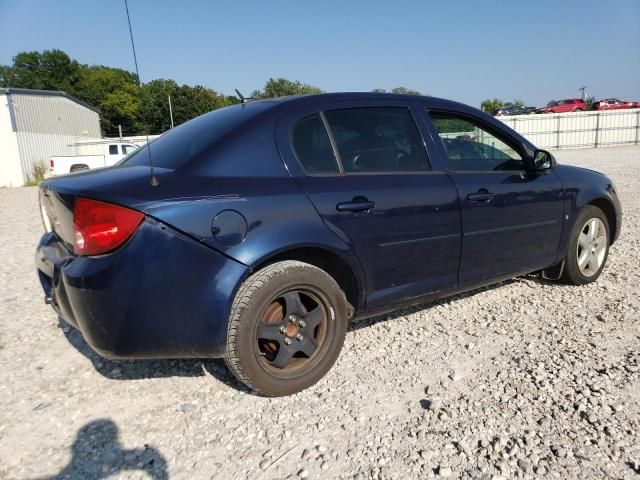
49;142;139;175
593;98;640;110
536;98;587;114
35;93;622;396
491;105;536;116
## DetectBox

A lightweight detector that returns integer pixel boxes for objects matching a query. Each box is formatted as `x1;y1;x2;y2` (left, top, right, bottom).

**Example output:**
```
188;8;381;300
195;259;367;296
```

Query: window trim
289;113;341;175
426;108;529;174
290;106;434;177
319;111;344;173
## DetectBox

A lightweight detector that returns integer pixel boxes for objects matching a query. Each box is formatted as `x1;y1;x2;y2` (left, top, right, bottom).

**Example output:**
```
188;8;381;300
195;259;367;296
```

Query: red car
536;98;587;114
593;98;640;110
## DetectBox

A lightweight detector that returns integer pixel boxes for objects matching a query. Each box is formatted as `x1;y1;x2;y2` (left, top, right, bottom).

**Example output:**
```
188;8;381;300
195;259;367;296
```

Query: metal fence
497;108;640;149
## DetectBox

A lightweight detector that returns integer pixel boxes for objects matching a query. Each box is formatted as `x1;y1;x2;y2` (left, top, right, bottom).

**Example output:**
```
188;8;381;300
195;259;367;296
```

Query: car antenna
124;0;159;187
235;89;257;104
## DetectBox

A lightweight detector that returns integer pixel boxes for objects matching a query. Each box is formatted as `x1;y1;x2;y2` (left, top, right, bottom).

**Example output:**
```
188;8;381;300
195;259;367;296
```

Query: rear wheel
225;261;348;396
560;206;609;285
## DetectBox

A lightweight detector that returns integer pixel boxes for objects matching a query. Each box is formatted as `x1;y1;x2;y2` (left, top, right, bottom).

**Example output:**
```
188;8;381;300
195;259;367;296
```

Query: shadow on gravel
57;273;548;394
347;277;521;332
58;318;250;393
47;419;168;480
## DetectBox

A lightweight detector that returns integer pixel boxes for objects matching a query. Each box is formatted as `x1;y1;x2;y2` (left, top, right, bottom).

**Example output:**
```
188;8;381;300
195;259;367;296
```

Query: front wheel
561;206;610;285
225;260;348;396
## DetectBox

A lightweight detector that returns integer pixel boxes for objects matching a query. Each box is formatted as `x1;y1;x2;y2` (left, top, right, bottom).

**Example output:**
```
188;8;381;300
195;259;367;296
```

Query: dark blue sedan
35;93;622;396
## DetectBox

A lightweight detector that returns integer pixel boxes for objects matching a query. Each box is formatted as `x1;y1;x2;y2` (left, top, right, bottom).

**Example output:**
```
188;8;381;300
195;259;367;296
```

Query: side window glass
108;145;119;155
429;112;524;172
291;114;339;173
324;107;430;173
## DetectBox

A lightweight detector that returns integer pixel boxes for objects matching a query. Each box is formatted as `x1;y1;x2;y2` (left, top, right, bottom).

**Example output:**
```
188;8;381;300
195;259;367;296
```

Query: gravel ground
0;146;638;480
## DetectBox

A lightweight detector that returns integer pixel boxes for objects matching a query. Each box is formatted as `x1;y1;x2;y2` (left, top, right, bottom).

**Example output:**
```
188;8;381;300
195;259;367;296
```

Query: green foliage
585;96;595;110
371;87;424;95
481;98;526;112
74;66;143;135
139;79;179;134
139;80;239;134
481;98;504;112
391;86;422;96
433;118;473;134
1;49;81;92
252;77;323;98
1;49;242;135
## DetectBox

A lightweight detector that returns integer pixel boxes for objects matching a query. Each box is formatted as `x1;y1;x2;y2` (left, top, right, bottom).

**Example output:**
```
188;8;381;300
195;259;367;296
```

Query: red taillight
73;198;144;255
50;158;54;169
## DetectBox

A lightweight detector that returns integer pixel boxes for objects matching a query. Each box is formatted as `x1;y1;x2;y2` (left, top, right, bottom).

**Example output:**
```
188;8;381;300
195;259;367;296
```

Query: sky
1;0;639;108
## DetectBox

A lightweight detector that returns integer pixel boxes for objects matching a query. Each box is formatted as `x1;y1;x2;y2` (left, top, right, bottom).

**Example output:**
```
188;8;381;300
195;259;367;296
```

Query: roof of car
250;92;472;113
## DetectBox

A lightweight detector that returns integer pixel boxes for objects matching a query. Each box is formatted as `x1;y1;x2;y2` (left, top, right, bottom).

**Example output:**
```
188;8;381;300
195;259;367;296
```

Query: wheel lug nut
284;338;292;345
280;326;287;334
299;320;306;328
288;315;296;323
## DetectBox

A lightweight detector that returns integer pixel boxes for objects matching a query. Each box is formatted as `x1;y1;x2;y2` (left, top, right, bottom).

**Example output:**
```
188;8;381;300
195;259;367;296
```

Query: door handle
467;192;495;203
336;199;376;212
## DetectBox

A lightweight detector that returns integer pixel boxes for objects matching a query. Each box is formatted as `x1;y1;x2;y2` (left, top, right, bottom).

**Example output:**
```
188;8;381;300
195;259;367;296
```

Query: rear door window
323;107;430;173
108;145;119;155
291;114;339;173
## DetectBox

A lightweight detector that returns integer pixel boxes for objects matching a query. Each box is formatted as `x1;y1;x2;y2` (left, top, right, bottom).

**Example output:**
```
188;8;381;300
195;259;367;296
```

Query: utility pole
579;86;586;100
118;124;123;142
168;94;175;129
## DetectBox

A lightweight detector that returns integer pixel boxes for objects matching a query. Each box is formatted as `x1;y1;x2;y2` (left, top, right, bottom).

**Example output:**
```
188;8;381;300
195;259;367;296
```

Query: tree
170;84;235;126
74;66;142;135
252;78;323;98
585;96;596;110
391;86;422;95
371;87;424;95
139;79;179;134
481;98;525;112
0;49;81;92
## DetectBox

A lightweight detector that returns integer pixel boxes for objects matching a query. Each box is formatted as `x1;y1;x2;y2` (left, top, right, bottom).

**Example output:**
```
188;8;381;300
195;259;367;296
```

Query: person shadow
46;419;168;480
57;318;251;393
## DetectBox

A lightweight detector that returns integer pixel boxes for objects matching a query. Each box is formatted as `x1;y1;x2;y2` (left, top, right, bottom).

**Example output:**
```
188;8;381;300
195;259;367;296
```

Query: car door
276;100;461;309
424;109;564;285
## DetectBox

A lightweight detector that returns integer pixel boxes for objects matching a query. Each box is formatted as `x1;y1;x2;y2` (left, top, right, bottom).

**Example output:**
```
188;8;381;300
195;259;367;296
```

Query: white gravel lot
0;146;638;480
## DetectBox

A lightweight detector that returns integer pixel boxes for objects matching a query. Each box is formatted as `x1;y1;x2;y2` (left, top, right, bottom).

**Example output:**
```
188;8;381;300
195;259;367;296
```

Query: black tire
560;205;610;285
224;260;348;396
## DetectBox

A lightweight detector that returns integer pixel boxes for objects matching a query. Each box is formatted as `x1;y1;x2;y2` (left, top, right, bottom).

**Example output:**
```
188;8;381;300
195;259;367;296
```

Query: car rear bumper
35;218;249;359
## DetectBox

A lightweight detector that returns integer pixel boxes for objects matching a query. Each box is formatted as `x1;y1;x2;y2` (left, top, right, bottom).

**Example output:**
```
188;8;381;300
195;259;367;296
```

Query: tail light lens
73;198;144;255
50;158;54;169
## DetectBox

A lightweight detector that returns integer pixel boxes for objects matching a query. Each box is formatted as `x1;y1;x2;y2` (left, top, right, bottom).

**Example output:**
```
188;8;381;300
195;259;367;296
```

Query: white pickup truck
49;142;139;175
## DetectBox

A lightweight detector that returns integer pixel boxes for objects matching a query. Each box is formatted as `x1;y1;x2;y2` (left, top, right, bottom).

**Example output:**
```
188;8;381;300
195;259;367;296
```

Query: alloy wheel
576;218;607;277
256;289;327;369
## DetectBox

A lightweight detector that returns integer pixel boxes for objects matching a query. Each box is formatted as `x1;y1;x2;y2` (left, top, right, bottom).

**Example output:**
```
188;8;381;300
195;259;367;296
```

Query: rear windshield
119;102;273;169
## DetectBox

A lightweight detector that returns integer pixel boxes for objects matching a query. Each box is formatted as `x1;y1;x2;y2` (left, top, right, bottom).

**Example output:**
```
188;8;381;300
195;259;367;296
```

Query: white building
0;88;101;187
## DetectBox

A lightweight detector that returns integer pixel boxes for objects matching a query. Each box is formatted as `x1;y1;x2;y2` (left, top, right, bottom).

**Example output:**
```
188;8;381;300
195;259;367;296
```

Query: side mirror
532;149;555;171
